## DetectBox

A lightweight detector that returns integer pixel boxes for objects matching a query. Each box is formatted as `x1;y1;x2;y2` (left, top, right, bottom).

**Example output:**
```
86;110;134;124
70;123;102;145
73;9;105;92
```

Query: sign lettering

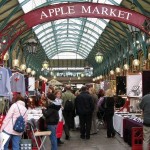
39;5;133;22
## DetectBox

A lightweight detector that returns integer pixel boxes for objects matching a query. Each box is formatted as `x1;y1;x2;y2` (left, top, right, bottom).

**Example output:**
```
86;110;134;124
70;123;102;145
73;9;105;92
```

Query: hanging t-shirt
10;72;25;96
7;68;12;77
0;67;12;98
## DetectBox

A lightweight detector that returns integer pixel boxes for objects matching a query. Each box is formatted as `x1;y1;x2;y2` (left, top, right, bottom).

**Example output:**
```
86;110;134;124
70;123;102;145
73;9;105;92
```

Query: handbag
56;121;63;138
74;116;80;129
0;131;10;150
20;139;32;150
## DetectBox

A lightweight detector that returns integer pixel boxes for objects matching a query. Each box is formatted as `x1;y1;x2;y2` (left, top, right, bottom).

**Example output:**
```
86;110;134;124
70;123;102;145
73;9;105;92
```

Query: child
54;90;64;146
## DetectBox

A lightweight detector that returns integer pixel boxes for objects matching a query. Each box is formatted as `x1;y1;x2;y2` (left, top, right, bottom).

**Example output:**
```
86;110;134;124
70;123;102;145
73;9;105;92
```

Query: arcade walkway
45;128;131;150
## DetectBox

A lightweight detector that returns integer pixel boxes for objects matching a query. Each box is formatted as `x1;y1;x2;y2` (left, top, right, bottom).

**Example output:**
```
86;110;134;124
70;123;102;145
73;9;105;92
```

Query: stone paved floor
45;127;131;150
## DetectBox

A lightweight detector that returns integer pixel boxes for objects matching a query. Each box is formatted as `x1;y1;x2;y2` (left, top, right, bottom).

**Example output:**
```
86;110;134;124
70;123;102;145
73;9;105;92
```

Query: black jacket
102;97;115;115
75;91;94;115
43;103;61;125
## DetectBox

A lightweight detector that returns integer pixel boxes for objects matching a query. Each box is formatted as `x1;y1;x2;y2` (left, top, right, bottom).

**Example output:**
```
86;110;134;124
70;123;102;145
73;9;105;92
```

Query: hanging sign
0;2;150;56
23;2;149;32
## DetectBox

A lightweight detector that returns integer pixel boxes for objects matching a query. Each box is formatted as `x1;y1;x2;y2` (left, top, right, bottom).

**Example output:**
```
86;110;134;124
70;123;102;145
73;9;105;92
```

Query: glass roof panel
18;0;123;59
52;52;83;59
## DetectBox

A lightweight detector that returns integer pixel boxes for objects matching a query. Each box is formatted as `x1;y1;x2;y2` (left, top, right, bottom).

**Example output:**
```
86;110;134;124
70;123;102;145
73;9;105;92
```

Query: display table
113;113;124;137
113;112;132;137
123;118;143;146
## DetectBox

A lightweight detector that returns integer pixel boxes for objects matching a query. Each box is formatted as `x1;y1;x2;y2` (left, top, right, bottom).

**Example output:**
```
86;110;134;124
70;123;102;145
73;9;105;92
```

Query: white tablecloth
113;113;124;137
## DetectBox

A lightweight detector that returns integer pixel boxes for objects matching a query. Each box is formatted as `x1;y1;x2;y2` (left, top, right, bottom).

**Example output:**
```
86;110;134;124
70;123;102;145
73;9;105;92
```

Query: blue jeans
4;131;21;150
47;125;58;150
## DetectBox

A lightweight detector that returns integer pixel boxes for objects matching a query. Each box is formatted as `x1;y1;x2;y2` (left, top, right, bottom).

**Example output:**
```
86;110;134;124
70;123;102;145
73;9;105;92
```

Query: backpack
64;100;74;111
13;103;27;133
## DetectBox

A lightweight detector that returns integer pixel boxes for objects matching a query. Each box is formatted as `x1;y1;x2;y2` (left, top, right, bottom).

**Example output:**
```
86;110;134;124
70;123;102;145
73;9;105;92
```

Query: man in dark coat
140;93;150;150
75;86;94;139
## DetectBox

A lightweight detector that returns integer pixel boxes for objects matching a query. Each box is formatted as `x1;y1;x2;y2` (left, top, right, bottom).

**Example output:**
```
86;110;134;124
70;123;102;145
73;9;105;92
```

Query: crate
132;127;143;150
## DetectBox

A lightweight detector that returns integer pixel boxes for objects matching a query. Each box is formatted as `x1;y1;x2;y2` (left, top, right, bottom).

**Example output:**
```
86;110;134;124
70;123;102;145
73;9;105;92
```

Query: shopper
0;96;28;150
97;89;105;123
89;87;98;135
75;86;94;139
54;90;64;146
43;99;61;150
102;89;115;138
139;93;150;150
62;85;76;140
47;86;55;101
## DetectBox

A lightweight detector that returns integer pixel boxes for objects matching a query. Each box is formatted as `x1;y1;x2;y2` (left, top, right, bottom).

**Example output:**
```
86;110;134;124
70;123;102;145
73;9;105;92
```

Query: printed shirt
10;72;25;96
0;67;11;97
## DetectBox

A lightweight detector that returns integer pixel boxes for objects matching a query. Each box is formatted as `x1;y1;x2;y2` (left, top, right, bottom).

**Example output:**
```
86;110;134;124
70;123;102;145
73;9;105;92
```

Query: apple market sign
0;2;150;55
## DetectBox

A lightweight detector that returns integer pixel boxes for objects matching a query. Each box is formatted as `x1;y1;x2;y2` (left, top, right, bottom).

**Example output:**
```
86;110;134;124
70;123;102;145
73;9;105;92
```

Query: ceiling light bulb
123;64;129;70
133;59;140;66
110;70;114;75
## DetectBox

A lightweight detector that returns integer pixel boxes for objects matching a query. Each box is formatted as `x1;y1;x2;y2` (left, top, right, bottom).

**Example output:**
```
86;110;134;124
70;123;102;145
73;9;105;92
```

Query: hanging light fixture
26;68;32;73
31;70;36;76
26;38;38;54
115;67;121;73
3;52;9;61
42;60;49;69
99;75;103;79
148;53;150;60
95;52;103;63
20;64;27;71
133;59;140;66
92;78;95;82
13;59;19;67
123;64;129;70
97;76;100;80
110;70;115;75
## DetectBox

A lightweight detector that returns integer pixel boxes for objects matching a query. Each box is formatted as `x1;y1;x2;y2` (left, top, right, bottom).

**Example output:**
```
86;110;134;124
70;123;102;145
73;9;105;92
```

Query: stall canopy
48;79;63;86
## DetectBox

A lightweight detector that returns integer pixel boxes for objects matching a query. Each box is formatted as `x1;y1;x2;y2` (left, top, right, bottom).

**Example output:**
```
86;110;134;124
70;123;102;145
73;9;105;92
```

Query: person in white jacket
53;90;64;146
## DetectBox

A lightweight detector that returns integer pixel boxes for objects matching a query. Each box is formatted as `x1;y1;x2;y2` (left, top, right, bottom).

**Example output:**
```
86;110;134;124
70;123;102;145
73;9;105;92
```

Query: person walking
139;93;150;150
89;87;98;135
54;90;64;146
102;89;115;138
75;86;94;139
0;96;28;150
62;85;76;140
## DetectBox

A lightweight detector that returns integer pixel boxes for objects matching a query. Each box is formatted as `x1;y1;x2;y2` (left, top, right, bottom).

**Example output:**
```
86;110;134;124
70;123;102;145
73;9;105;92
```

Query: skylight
52;52;83;59
18;0;123;59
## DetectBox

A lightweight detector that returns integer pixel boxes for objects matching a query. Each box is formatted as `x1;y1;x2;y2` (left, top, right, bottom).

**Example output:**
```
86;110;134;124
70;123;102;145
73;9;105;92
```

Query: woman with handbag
0;96;27;150
54;90;64;146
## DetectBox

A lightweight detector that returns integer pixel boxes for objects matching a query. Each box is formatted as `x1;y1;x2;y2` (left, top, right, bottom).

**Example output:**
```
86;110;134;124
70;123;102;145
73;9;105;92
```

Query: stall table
113;113;124;137
123;118;143;146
